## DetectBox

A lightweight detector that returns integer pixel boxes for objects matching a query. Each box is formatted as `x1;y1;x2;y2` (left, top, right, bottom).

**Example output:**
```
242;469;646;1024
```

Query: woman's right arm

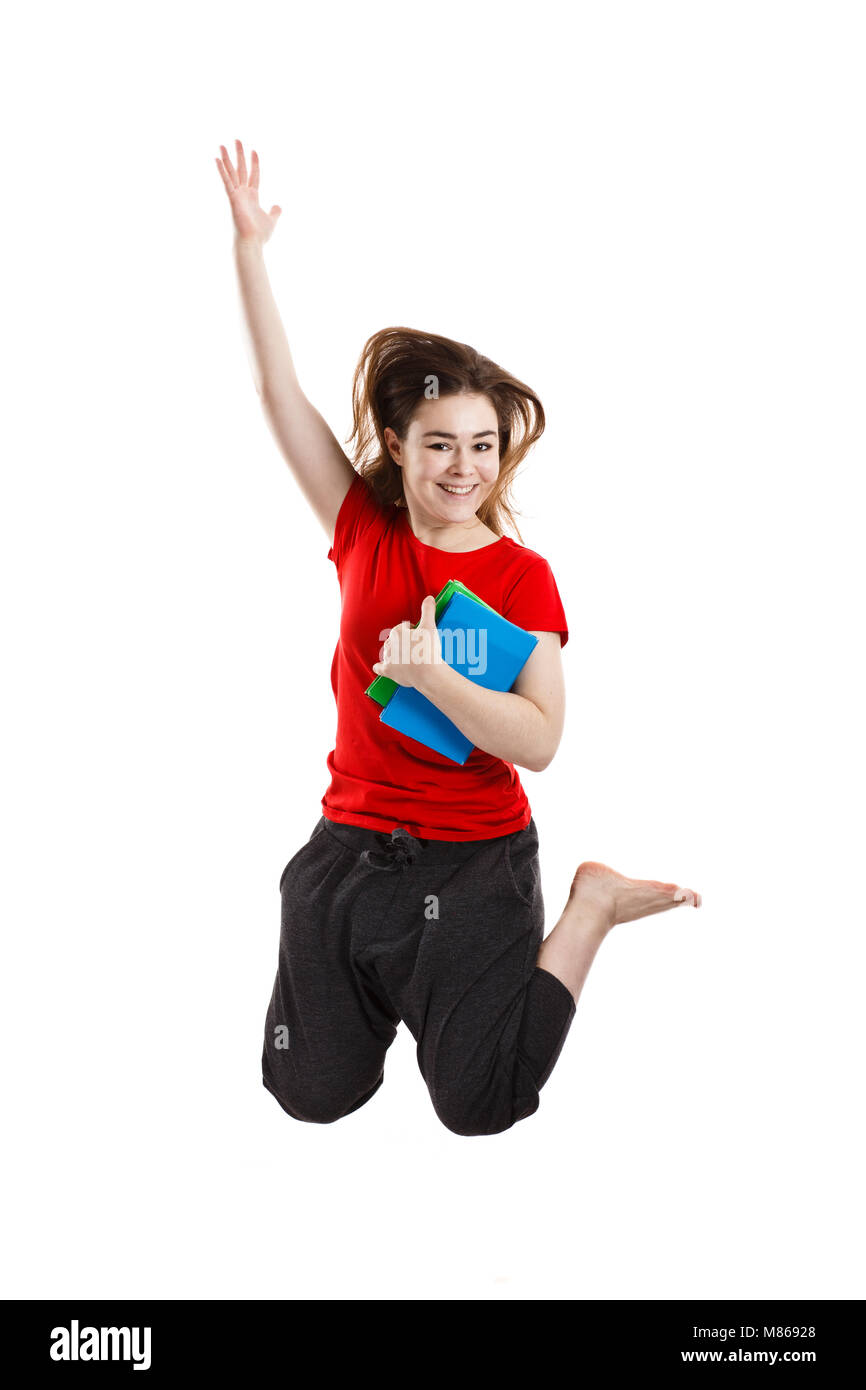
217;141;356;544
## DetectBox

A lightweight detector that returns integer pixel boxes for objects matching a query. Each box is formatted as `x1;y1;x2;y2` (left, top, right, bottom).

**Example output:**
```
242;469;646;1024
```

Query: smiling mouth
437;482;478;496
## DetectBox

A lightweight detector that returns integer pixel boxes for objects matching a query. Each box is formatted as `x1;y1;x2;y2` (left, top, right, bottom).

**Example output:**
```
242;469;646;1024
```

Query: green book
364;579;499;707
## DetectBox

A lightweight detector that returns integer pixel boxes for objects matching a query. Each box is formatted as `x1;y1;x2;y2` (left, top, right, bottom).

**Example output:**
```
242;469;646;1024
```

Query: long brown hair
346;326;545;543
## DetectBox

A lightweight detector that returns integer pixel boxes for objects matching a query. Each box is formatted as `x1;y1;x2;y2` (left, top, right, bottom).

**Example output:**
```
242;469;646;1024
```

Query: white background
2;0;863;1300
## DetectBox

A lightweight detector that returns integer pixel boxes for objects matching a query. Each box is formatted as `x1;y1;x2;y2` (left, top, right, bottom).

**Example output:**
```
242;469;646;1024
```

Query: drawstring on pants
359;826;421;872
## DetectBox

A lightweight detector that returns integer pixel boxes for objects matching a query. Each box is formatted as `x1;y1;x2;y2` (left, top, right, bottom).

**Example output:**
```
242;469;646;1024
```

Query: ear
383;426;402;467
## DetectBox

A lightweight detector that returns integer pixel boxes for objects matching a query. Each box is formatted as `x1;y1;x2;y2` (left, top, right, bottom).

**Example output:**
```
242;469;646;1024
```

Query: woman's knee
431;1081;539;1137
262;1070;384;1125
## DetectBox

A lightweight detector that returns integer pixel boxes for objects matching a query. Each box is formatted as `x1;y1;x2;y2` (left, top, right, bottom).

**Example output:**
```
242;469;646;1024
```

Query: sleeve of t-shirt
502;555;569;648
327;470;385;571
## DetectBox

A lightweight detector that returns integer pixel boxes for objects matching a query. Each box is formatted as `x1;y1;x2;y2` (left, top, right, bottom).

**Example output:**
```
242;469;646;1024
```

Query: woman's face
384;393;500;531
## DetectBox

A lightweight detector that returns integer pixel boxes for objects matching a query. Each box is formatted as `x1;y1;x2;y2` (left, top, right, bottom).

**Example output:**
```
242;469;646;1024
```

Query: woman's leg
391;826;702;1138
262;818;400;1124
377;819;576;1138
536;861;702;1004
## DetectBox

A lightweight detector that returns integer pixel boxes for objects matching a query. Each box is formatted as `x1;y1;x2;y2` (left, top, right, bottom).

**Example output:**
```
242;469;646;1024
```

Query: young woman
216;139;701;1138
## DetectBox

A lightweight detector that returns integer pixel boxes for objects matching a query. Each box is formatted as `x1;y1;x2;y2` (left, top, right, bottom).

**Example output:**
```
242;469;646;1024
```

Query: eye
426;442;494;451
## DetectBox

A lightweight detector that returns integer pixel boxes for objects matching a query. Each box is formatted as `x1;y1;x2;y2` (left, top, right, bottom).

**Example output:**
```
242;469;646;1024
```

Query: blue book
378;590;538;764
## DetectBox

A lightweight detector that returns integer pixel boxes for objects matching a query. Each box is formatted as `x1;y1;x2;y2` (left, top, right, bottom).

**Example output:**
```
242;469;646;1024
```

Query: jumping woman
216;139;701;1138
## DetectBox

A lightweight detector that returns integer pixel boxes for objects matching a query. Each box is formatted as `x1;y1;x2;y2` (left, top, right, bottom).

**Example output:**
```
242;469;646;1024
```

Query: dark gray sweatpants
261;814;576;1137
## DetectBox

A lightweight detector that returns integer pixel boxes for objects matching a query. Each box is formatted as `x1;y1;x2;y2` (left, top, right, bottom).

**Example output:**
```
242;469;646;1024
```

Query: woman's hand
372;595;443;690
215;139;282;245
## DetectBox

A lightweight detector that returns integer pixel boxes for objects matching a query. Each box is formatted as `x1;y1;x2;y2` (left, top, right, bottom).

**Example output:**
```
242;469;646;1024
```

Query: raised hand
215;139;282;245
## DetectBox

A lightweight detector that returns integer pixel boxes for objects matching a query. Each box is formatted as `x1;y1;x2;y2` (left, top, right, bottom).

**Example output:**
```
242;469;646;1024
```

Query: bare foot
568;860;702;931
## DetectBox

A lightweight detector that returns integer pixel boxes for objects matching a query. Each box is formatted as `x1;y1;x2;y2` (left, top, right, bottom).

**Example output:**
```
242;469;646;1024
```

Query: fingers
214;154;234;195
235;138;247;184
217;144;238;186
215;141;253;188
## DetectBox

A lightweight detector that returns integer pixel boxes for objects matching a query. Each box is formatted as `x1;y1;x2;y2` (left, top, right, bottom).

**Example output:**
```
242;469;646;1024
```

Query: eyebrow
420;430;498;439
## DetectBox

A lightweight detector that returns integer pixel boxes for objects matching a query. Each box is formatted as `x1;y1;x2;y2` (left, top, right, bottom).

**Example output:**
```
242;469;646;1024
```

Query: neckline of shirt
396;505;509;556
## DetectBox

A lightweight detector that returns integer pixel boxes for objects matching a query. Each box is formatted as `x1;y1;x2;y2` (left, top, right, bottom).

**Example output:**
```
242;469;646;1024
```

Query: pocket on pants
278;818;327;893
504;818;541;908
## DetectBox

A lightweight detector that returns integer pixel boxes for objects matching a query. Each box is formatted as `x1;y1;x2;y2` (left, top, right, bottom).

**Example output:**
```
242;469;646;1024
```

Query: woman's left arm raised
371;596;565;772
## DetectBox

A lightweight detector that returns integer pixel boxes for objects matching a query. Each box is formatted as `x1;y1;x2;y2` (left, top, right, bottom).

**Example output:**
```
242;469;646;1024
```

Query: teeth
439;483;476;494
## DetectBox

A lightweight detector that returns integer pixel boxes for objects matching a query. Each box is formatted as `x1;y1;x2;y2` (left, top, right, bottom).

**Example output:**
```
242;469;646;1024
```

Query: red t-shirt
322;471;569;840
